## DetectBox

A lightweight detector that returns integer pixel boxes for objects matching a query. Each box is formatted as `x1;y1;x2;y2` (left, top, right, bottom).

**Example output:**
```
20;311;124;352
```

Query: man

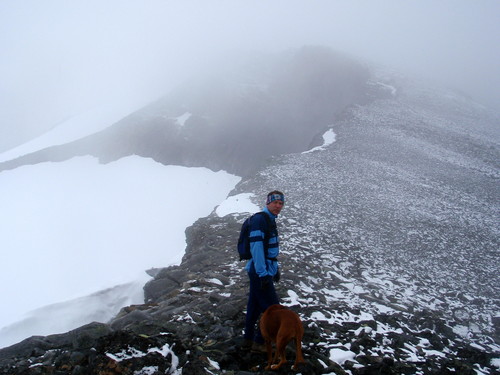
242;190;285;352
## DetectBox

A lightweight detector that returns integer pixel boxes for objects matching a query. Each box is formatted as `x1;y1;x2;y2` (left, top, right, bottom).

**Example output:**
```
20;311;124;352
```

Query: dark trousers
244;269;279;344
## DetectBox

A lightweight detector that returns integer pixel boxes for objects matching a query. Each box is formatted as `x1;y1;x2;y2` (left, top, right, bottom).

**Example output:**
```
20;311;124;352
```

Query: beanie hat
266;192;285;205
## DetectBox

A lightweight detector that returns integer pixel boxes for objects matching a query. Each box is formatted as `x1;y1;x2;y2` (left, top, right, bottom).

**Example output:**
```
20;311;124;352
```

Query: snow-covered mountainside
0;47;498;373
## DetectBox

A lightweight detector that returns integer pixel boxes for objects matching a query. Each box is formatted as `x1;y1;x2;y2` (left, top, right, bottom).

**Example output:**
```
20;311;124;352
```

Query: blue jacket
245;207;279;277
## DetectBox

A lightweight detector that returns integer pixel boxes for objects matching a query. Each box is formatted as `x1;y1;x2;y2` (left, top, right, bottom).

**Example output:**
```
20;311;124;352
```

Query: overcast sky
1;0;499;152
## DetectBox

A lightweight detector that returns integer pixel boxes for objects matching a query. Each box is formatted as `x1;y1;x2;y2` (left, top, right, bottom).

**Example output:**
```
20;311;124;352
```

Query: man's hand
273;269;280;283
260;275;273;289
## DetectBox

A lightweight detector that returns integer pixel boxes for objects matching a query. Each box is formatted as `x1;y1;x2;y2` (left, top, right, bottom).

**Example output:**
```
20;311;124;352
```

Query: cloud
1;0;499;151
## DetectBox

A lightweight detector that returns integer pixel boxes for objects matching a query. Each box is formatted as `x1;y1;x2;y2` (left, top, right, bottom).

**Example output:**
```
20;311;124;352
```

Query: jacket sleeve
249;215;268;277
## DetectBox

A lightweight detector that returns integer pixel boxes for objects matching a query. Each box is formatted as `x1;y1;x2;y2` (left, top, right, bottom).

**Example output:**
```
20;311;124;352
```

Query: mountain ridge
0;47;499;373
0;46;371;177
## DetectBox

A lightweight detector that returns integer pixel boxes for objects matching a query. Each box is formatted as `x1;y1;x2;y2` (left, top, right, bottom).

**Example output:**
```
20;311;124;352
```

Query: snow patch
0;101;147;163
0;155;239;348
134;367;158;375
215;193;260;216
206;356;220;370
329;348;356;365
491;358;500;368
175;112;192;127
303;129;336;154
367;80;397;96
106;343;180;374
206;278;223;286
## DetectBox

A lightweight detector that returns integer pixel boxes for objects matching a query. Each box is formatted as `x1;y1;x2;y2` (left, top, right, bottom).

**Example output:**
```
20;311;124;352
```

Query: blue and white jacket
245;207;279;277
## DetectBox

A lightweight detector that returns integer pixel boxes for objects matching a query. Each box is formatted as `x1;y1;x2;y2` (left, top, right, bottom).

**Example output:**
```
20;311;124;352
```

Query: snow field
0;155;239;347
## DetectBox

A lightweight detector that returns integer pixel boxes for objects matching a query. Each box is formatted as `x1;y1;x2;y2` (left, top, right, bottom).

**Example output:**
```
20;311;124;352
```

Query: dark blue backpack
237;212;275;261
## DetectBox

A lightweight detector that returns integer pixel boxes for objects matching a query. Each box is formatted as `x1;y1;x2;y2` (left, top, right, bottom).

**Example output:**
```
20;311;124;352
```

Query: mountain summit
0;46;498;374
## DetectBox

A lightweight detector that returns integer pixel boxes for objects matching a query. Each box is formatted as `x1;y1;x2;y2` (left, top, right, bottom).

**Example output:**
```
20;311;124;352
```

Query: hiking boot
251;342;267;353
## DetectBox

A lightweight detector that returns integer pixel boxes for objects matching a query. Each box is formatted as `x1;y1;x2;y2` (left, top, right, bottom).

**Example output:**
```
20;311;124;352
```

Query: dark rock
109;308;154;331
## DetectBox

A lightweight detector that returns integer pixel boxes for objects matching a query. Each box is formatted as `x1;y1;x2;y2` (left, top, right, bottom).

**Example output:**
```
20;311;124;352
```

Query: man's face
267;199;284;216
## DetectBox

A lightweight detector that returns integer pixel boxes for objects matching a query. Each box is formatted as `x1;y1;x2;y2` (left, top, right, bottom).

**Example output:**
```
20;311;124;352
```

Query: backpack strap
253;211;278;261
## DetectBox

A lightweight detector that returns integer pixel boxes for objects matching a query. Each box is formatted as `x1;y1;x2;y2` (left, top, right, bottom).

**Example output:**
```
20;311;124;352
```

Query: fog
1;0;499;152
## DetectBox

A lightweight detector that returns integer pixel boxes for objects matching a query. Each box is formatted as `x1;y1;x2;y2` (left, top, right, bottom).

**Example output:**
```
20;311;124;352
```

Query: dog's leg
270;336;288;370
291;334;305;371
270;341;281;369
264;340;274;371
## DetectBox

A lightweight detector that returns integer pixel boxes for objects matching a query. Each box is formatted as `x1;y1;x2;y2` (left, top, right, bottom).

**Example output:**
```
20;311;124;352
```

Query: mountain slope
247;81;499;338
0;46;370;176
0;48;498;374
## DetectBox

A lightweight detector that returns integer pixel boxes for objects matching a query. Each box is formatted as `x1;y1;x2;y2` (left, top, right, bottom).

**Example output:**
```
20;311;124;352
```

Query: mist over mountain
0;46;498;374
0;47;370;176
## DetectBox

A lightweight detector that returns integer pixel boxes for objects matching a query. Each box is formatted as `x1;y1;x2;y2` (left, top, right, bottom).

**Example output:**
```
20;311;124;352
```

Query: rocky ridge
0;210;497;374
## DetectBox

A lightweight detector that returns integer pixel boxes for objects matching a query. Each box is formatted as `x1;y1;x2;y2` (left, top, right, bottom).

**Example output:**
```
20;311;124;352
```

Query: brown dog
260;304;305;371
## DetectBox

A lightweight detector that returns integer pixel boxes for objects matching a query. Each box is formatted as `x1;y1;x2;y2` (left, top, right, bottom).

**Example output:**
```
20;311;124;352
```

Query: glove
273;269;281;283
260;275;273;289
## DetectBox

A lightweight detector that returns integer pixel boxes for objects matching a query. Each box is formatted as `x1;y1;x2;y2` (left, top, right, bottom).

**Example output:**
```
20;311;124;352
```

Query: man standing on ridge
242;190;284;352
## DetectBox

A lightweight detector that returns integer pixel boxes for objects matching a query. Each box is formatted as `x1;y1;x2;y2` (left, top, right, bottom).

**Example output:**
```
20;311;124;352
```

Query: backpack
237;212;276;261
